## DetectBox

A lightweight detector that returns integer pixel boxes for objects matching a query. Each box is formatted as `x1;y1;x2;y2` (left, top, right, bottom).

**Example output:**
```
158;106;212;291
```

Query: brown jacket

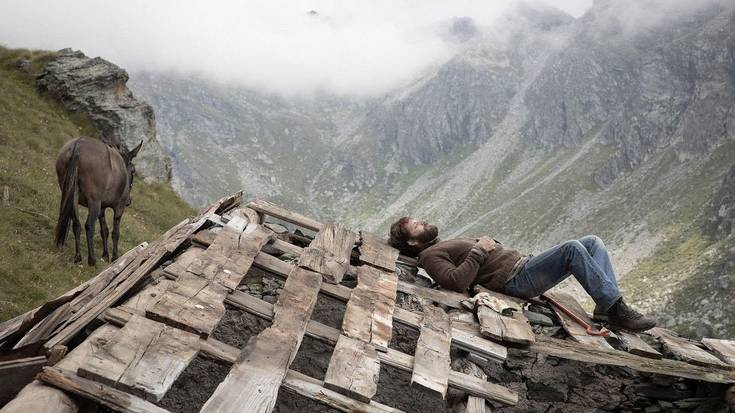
418;238;523;293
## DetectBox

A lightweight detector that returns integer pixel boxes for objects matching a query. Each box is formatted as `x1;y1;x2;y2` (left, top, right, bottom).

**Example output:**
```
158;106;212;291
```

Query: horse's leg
99;209;110;262
85;201;101;266
71;195;82;263
112;210;122;262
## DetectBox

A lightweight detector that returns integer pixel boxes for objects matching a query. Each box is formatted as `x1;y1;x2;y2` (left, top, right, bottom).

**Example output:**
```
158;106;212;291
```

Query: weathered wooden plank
101;307;403;412
225;289;517;406
702;338;735;366
1;324;117;413
146;272;227;338
324;334;381;403
342;266;398;351
650;328;733;370
120;279;176;315
1;243;146;350
358;231;400;272
77;315;199;401
396;281;466;309
38;367;170;413
617;331;662;359
283;369;403;413
187;224;272;290
253;252;508;362
476;306;535;345
13;303;71;349
544;291;612;350
247;199;323;231
411;304;452;398
161;246;205;279
529;335;735;383
200;266;322;413
43;193;235;350
0;356;47;406
298;223;356;284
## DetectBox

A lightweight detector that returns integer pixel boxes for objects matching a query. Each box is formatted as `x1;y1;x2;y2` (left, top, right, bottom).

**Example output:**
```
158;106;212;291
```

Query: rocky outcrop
37;49;171;182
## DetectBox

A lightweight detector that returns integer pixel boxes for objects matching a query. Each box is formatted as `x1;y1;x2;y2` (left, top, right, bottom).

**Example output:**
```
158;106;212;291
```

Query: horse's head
122;140;143;206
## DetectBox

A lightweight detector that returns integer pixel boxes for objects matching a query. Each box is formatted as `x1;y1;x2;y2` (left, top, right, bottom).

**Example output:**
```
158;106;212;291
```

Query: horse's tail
55;141;80;248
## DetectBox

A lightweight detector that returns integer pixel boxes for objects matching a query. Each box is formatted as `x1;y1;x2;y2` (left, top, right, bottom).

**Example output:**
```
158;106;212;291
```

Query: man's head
388;217;439;257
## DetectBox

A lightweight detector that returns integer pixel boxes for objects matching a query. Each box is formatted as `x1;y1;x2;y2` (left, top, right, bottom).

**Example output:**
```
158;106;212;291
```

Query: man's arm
421;246;488;293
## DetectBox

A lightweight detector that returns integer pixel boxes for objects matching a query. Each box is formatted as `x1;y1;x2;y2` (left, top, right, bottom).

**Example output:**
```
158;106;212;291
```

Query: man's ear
129;140;143;159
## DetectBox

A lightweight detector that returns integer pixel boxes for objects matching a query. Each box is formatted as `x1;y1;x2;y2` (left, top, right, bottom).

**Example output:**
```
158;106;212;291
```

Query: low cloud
3;0;591;97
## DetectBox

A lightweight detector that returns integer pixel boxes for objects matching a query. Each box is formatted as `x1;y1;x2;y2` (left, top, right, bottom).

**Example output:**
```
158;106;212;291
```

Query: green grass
0;46;195;321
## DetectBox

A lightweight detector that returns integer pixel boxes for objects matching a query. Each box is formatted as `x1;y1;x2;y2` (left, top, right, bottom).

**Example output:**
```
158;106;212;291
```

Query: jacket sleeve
421;246;487;293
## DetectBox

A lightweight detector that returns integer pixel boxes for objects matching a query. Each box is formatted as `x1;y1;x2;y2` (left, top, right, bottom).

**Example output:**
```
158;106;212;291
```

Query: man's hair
388;217;422;257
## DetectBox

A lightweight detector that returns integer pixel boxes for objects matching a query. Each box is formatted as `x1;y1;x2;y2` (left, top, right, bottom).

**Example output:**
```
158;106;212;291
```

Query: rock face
37;49;171;182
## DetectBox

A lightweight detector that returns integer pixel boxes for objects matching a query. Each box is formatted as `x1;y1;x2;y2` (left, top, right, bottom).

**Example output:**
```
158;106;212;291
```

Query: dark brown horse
55;137;142;265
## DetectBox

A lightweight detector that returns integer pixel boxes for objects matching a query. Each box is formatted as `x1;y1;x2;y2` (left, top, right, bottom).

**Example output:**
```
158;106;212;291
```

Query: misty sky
0;1;592;97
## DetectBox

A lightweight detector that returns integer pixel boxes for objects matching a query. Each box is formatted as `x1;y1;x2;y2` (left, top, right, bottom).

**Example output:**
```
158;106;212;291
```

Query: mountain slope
0;46;195;321
130;1;735;337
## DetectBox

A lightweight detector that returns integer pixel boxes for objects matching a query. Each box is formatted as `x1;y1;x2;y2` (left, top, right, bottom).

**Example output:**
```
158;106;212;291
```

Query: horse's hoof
88;259;96;266
74;255;82;263
102;254;110;262
111;255;118;262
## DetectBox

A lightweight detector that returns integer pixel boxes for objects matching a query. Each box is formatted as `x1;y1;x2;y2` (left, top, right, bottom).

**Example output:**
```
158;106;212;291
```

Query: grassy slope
0;47;195;321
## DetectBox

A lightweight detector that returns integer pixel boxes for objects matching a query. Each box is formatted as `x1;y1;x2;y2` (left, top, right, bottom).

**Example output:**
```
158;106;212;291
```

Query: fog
1;0;725;98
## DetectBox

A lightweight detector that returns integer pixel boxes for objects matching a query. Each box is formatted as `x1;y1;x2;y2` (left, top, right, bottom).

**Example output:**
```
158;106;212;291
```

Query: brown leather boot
606;299;656;332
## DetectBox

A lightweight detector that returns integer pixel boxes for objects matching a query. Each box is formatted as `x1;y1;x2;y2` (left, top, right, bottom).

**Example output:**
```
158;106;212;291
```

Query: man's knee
580;235;604;251
563;240;586;254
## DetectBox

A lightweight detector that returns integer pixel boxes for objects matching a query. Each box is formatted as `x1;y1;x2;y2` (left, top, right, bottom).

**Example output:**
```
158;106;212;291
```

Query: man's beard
415;225;439;244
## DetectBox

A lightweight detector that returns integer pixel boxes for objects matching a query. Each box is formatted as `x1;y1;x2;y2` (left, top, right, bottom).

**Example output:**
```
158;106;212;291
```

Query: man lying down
388;217;656;332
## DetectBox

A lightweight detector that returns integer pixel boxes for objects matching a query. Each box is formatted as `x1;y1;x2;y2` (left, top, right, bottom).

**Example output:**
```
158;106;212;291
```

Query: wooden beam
529;335;735;383
13;303;71;349
396;281;466;309
283;369;403;413
411;304;452;398
252;252;508;363
200;266;322;413
324;334;381;403
650;328;733;370
702;338;735;366
544;291;610;350
298;223;356;284
38;367;170;413
358;231;399;272
224;289;518;405
342;266;397;352
76;315;199;402
246;199;323;232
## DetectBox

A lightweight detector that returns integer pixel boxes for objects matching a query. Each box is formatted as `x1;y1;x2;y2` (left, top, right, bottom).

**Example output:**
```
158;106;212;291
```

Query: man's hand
476;236;497;253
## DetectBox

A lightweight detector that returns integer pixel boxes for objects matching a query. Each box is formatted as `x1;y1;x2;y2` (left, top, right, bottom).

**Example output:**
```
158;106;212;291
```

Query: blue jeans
504;235;622;312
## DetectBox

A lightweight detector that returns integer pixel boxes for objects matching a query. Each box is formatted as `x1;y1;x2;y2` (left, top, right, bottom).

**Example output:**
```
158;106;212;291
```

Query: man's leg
504;238;621;312
579;235;621;318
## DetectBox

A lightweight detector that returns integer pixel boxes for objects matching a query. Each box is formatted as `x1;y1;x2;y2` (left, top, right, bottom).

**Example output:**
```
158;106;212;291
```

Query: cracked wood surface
76;315;199;401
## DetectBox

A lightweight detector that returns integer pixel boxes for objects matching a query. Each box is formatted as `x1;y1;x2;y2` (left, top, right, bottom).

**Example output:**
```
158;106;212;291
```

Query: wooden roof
1;192;734;413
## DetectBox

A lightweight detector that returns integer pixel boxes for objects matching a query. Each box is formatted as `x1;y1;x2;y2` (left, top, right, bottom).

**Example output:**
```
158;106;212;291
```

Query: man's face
404;218;439;244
